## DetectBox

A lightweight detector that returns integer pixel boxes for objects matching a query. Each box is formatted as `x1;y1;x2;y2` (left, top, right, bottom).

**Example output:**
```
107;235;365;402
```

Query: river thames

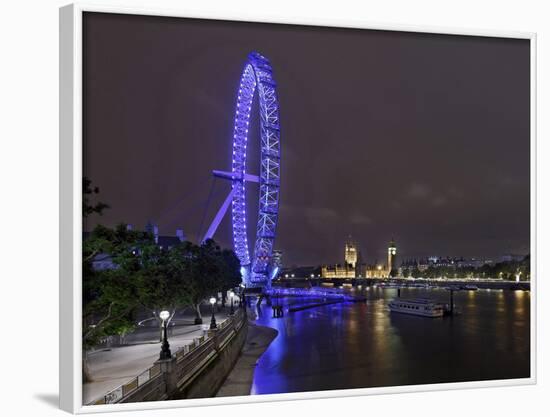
250;287;530;395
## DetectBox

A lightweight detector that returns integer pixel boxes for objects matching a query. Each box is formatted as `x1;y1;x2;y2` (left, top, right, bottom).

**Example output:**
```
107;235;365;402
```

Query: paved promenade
216;322;278;397
83;309;232;404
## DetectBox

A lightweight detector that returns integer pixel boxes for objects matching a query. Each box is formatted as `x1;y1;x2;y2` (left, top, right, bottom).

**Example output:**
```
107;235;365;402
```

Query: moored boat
462;285;478;291
388;298;445;317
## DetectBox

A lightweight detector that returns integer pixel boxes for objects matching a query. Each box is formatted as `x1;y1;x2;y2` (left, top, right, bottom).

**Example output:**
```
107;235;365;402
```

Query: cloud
431;196;448;207
280;204;341;225
350;213;373;225
403;184;460;208
390;200;403;211
448;187;464;199
305;206;339;221
496;176;522;188
407;183;431;198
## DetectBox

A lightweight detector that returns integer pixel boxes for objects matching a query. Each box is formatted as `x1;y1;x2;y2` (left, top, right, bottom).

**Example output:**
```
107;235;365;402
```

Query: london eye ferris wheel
202;51;281;288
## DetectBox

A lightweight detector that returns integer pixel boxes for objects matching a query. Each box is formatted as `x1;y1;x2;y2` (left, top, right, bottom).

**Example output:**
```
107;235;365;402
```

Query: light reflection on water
250;287;530;395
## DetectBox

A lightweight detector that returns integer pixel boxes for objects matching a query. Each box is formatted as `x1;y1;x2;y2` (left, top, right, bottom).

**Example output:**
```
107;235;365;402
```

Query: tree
219;248;242;307
136;239;241;327
184;239;239;324
410;267;422;279
82;206;243;382
187;240;219;324
220;249;242;289
83;177;109;218
134;242;193;340
82;224;149;382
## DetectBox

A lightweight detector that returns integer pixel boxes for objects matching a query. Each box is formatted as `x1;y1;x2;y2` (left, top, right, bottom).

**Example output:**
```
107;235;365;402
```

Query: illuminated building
322;238;359;278
321;238;397;279
398;259;418;277
321;264;356;279
345;238;358;268
360;239;397;278
387;239;397;275
360;263;389;278
500;254;525;263
323;238;359;278
272;250;283;270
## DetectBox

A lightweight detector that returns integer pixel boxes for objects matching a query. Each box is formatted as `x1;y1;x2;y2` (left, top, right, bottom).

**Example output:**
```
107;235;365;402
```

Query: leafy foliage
83;227;242;349
82;224;151;349
82;178;242;351
83;177;109;218
186;240;241;306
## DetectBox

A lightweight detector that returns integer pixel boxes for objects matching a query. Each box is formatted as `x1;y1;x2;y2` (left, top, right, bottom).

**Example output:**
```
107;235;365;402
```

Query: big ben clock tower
387;239;397;277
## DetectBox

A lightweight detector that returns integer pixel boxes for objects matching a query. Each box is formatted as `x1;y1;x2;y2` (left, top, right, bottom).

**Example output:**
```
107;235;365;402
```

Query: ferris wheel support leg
201;188;235;244
212;170;259;183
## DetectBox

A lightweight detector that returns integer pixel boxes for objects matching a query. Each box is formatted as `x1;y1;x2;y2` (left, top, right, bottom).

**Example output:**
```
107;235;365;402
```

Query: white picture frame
60;2;537;413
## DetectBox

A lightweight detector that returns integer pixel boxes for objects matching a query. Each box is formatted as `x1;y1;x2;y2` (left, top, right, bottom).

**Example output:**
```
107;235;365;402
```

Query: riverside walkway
84;309;232;404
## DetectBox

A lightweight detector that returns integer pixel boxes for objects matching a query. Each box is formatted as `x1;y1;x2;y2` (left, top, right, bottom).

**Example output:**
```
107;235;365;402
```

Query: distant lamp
241;284;247;310
159;310;171;360
229;291;235;315
209;297;217;329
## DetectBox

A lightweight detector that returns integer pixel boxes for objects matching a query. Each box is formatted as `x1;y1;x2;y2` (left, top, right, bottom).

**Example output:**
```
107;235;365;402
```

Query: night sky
83;12;530;267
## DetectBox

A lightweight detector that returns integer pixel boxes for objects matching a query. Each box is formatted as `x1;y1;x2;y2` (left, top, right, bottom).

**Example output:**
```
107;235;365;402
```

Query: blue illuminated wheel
231;52;281;286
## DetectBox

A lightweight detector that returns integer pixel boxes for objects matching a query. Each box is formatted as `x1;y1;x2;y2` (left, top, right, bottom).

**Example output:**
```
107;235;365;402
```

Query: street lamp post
209;297;217;330
229;291;235;315
159;310;172;360
240;283;246;312
238;285;243;308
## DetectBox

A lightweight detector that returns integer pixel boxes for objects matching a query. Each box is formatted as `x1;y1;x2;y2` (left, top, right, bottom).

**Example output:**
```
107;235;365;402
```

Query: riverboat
409;283;429;288
444;285;461;291
462;285;478;291
379;282;399;288
388;298;445;317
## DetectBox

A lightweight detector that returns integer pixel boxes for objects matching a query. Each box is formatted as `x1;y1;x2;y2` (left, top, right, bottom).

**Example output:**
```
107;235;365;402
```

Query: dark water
250;287;530;395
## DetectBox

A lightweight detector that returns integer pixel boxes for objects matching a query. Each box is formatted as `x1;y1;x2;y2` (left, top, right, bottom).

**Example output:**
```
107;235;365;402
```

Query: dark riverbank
275;278;530;291
216;322;278;397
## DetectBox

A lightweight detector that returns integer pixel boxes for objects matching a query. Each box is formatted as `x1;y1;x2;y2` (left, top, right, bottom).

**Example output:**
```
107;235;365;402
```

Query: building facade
321;264;356;279
359;263;389;278
321;238;397;279
272;250;283;270
387;239;397;275
345;239;358;268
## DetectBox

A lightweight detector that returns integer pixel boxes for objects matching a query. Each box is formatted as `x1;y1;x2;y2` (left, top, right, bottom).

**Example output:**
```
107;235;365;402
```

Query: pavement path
216;323;278;397
83;311;230;404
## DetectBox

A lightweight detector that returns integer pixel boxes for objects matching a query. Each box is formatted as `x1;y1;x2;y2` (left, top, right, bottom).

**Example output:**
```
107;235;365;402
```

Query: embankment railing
88;308;245;405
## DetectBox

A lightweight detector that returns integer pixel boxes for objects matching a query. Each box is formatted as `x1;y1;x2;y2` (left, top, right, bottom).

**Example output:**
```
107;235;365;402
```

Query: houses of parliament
321;238;397;279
